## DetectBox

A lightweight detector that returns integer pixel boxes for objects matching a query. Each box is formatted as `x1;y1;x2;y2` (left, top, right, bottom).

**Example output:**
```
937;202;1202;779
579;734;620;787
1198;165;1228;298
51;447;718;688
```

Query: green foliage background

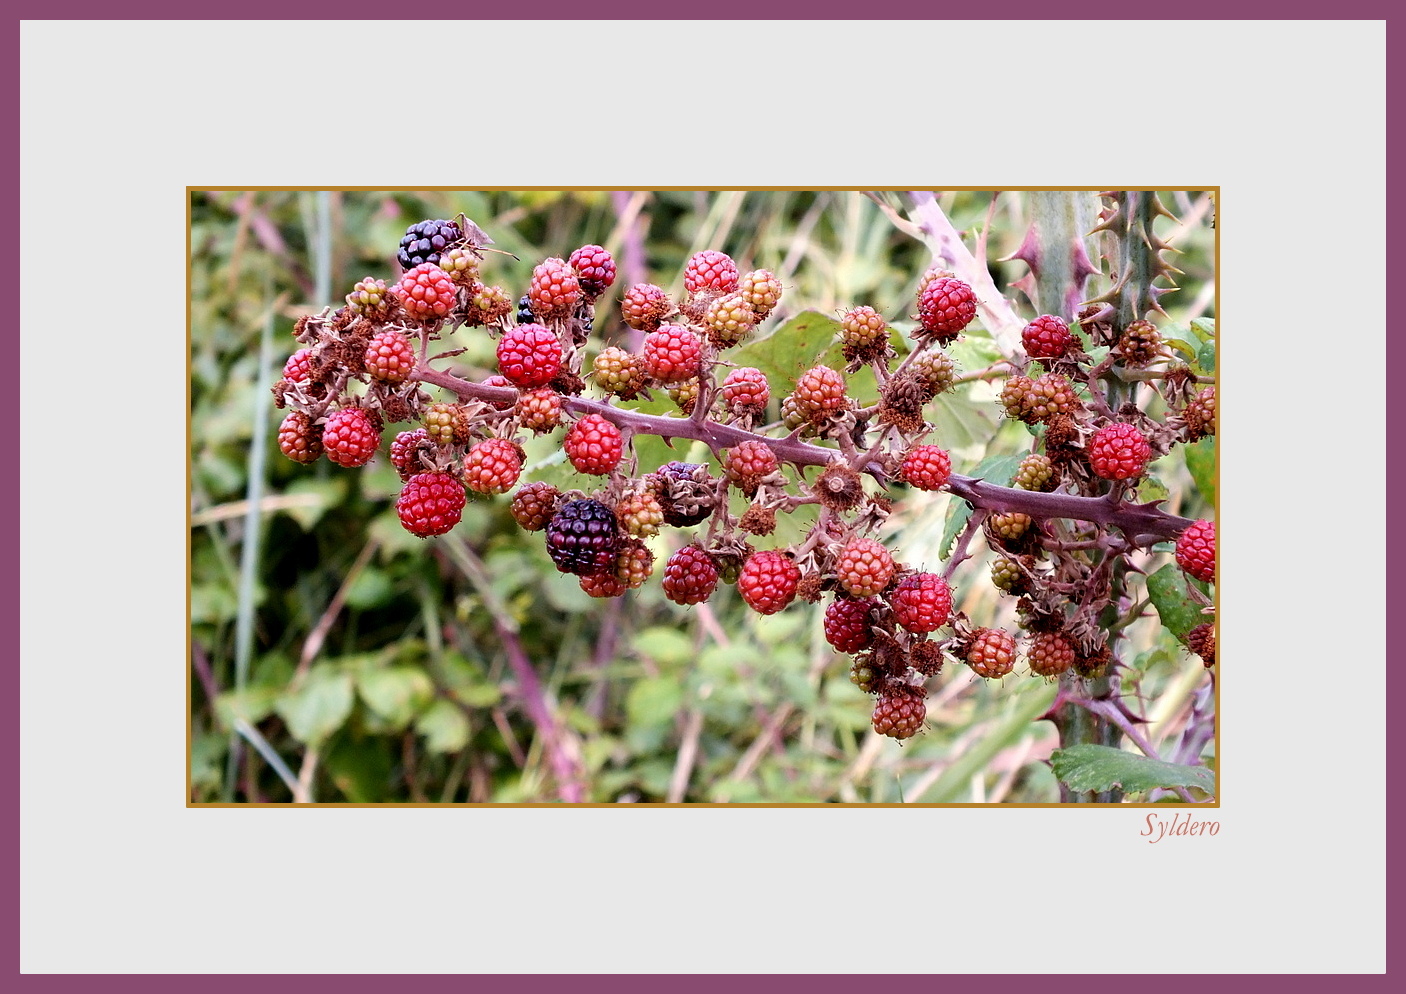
189;189;1215;804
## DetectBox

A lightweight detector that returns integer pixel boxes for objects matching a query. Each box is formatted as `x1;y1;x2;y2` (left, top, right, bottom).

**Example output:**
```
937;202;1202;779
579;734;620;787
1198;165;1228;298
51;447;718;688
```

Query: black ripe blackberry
398;219;463;270
545;499;620;576
516;294;535;326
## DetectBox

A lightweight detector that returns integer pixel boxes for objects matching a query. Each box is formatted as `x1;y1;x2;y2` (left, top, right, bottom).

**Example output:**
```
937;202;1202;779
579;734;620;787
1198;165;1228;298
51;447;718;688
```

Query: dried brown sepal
739;504;777;536
909;639;944;677
813;462;865;512
795;571;825;604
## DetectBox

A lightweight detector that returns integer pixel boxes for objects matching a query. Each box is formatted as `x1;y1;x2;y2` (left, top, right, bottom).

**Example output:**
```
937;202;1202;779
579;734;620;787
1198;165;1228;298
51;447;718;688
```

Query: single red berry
1027;631;1076;678
824;597;877;653
528;257;582;321
463;438;522;494
1175;519;1216;584
322;408;380;468
1022;314;1073;359
966;628;1016;678
872;688;926;740
662;544;720;605
791;365;848;422
1088;422;1152;480
497;323;563;389
900;445;952;491
737;550;800;615
565;414;624;475
391;263;458;321
580;571;628;598
887;572;952;634
621;283;671;332
396;471;466;537
834;537;895;598
482;374;518;411
722;440;779;496
283;349;313;382
683;250;739;294
364;329;416;383
390;428;430;480
917;276;977;340
568;244;617;298
641;325;703;383
510;481;561;532
721;367;771;417
277;411;323;464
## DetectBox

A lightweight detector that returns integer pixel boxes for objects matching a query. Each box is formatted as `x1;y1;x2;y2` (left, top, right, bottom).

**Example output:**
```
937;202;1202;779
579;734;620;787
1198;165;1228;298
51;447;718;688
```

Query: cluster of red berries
274;214;1216;751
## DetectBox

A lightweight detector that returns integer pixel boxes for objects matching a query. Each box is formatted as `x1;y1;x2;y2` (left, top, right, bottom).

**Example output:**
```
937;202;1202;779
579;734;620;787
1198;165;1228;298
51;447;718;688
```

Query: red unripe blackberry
345;277;392;317
834;537;895;598
1088;422;1152;480
565;414;624;475
721;367;771;417
966;628;1016;678
738;550;800;615
515;387;563;434
396;471;466;537
510;481;561;532
568;244;617;298
1021;314;1073;359
390;427;430;480
277;411;323;464
722;440;779;496
398;218;463;270
580;572;628;598
737;269;782;318
283;349;313;382
662;544;720;605
1118;319;1163;367
887;572;952;634
900;445;952;491
1185;386;1216;440
481;374;517;411
1027;631;1076;677
528;257;582;321
497;324;563;389
1027;374;1079;422
683;250;739;294
823;597;877;653
463;438;522;494
704;292;757;347
917;276;977;340
791;365;848;422
641;325;703;383
322;408;380;468
1175;519;1216;583
364;329;416;383
391;263;457;321
545;498;621;576
621;283;671;332
872;688;926;740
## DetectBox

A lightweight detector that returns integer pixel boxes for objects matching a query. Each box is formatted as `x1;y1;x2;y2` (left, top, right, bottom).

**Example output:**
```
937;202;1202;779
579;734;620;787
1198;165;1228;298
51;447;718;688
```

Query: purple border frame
17;4;1392;988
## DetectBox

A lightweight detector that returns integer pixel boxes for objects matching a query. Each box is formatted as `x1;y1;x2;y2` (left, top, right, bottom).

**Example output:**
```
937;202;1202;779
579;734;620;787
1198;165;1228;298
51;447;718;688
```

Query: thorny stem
942;508;989;582
413;363;1195;545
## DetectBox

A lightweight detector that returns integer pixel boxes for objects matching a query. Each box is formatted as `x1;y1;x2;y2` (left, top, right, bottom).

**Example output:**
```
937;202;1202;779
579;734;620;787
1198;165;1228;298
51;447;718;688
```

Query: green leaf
1184;438;1216;506
356;666;433;728
1136;475;1170;506
729;311;843;393
416;699;471;754
1197;340;1216;373
1145;563;1207;642
1165;338;1200;363
625;677;683;743
1189;317;1216;342
275;666;355;746
214;685;280;730
1049;744;1214;795
344;567;394;610
929;390;998;453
